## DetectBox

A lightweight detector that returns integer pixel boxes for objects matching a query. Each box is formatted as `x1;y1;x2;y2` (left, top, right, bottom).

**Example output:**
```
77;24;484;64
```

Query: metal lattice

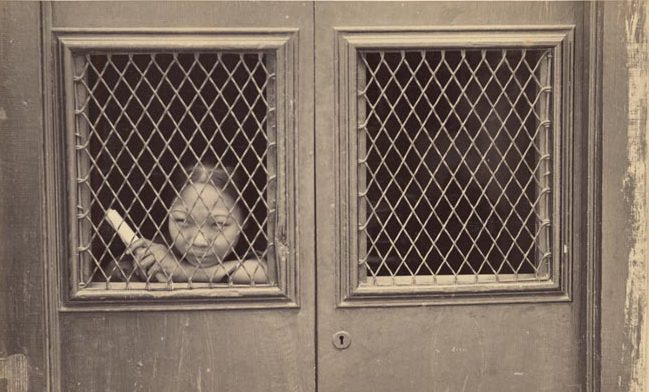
73;52;276;289
358;49;553;285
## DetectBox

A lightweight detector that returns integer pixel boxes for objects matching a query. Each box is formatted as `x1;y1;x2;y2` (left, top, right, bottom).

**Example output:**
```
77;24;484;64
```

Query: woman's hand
128;239;186;282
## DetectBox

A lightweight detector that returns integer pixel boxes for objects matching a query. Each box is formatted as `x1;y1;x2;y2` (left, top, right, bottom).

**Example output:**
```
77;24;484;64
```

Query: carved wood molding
46;28;300;310
334;26;576;306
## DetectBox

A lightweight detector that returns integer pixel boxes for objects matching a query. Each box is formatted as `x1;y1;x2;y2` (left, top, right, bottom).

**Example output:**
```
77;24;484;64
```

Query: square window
74;52;274;289
358;48;553;285
335;28;573;301
58;32;299;303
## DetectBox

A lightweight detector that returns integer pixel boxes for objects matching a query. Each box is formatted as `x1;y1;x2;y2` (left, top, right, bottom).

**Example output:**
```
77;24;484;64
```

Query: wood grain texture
600;2;645;391
0;2;624;391
0;354;29;392
46;2;316;391
0;3;47;391
620;2;649;391
600;1;649;391
315;2;587;391
59;310;310;392
584;3;603;391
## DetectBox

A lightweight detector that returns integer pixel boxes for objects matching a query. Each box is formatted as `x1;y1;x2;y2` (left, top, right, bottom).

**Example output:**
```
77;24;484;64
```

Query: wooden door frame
585;2;603;391
39;2;315;391
4;1;649;391
315;2;603;391
599;1;649;392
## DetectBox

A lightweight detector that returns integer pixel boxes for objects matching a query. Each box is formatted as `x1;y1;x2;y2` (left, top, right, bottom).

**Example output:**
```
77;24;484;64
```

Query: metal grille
73;52;275;289
358;49;553;285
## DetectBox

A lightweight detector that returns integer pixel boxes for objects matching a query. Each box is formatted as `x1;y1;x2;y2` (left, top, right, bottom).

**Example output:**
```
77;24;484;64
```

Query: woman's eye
173;217;189;226
211;221;227;230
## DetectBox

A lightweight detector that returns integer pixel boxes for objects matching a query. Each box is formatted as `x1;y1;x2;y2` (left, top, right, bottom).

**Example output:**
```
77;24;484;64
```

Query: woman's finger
135;263;148;281
147;263;167;283
132;254;151;281
127;238;150;253
139;254;156;269
154;272;167;282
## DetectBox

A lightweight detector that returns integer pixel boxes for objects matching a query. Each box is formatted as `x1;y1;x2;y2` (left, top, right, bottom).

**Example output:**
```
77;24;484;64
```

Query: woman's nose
192;230;210;246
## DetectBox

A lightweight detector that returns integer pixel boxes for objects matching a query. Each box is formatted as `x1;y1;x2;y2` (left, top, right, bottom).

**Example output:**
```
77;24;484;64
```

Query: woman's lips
185;251;219;267
187;247;211;256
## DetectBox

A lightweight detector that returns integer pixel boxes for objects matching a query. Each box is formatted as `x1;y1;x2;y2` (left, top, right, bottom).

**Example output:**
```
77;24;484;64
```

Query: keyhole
333;331;351;349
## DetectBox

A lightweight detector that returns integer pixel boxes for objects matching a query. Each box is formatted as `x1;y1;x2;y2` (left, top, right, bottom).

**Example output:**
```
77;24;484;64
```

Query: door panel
315;2;586;391
0;3;48;391
46;2;315;391
0;2;603;391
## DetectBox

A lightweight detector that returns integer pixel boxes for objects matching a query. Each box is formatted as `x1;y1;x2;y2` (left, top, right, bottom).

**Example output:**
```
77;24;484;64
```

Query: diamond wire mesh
357;48;553;285
72;52;276;289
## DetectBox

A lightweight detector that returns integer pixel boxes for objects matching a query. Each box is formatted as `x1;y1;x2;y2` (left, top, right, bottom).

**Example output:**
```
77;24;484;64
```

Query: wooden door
1;2;611;391
2;2;315;391
314;2;596;391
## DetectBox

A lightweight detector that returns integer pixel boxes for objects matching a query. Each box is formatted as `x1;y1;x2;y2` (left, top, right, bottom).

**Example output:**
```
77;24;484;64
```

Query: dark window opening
358;49;553;282
74;52;275;287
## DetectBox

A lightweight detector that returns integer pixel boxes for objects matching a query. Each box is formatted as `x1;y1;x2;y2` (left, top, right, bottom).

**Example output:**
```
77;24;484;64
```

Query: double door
1;2;595;391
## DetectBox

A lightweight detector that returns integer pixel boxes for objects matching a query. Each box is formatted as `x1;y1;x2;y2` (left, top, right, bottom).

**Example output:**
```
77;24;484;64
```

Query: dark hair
170;161;243;207
162;158;255;259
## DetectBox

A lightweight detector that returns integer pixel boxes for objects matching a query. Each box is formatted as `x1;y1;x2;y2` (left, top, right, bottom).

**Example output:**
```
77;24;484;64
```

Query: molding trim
46;28;300;310
334;26;576;307
40;3;61;392
584;3;603;391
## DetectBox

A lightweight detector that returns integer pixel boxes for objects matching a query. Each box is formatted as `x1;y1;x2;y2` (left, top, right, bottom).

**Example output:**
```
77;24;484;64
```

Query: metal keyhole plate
332;331;351;350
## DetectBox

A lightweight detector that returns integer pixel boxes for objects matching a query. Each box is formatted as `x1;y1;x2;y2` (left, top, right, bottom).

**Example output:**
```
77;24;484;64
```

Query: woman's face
167;182;243;266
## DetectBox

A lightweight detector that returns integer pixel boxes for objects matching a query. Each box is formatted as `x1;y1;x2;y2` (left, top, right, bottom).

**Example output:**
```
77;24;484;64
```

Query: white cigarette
106;209;140;246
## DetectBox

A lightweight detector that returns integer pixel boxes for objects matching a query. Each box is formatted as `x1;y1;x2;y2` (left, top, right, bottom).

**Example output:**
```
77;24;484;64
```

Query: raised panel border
48;28;300;310
334;26;576;307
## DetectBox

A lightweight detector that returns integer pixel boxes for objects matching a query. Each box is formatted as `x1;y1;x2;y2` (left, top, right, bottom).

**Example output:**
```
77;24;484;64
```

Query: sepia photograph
1;1;648;391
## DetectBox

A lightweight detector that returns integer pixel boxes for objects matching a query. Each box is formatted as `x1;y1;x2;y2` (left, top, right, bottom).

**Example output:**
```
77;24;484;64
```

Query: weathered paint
2;2;646;390
0;2;47;391
622;0;649;391
0;354;29;392
47;3;316;391
315;2;585;392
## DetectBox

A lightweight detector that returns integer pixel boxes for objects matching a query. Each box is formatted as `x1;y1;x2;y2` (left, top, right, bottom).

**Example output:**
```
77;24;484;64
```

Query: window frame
334;26;575;306
55;29;300;308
